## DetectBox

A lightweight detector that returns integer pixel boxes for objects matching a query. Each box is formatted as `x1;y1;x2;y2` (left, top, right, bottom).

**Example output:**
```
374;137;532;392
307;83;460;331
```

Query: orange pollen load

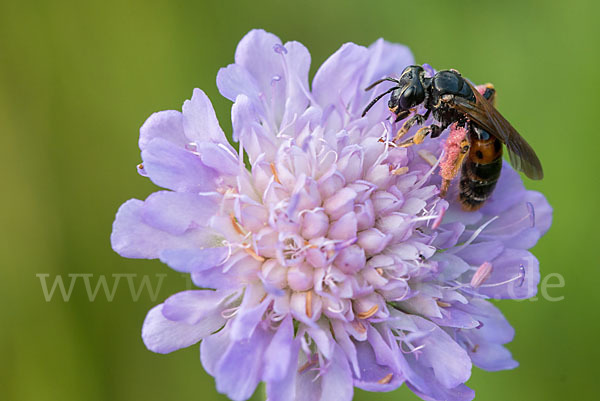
439;124;468;182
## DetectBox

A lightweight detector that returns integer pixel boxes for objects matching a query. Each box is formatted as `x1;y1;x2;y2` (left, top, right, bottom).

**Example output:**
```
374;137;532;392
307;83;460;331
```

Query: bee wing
452;82;544;180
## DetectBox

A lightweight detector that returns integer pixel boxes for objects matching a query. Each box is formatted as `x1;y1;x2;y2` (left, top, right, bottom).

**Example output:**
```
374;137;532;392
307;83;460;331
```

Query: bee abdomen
459;134;503;211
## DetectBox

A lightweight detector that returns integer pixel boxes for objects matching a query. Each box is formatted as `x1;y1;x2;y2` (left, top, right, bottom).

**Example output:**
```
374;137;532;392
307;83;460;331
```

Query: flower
111;29;552;401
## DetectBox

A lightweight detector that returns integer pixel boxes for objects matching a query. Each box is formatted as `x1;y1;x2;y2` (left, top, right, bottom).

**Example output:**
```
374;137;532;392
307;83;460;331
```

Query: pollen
230;213;246;236
417;149;438;166
391;166;409;175
298;359;316;374
439;124;469;196
470;262;493;288
270;162;281;184
436;300;451;308
351;319;367;334
357;304;379;319
305;290;313;318
378;373;394;385
244;246;265;262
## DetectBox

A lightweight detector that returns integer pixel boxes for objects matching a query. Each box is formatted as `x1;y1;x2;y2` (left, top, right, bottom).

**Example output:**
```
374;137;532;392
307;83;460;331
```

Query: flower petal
162;289;236;324
182;88;232;146
111;199;216;259
139;110;186;150
476;248;540;299
312;43;368;109
264;315;294;382
141;138;219;192
142;303;225;354
159;247;228;273
215;324;272;401
141;191;220;235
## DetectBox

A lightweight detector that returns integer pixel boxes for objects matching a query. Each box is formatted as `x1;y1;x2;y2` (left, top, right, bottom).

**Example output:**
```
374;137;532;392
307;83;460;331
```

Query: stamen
230;213;246;236
357;304;379;319
452;216;500;253
527;202;535;228
326;300;345;314
378;373;394;385
244;246;265;262
273;43;288;54
270;162;281;184
375;268;384;275
136;163;148;177
221;306;239;319
185;142;198;152
470;262;493;288
391;166;409;175
271;75;282;86
305;290;313;318
431;205;447;230
417;149;438;166
298;359;317;374
479;264;525;288
471;344;479;353
400;343;426;355
436;300;451;308
351;319;367;334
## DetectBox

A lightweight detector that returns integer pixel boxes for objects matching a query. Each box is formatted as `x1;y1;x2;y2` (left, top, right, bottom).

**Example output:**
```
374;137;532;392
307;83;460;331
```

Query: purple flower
111;29;552;401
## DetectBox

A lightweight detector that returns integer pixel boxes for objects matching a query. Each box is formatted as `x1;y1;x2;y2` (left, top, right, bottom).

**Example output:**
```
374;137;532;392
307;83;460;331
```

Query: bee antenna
364;77;400;91
361;86;399;117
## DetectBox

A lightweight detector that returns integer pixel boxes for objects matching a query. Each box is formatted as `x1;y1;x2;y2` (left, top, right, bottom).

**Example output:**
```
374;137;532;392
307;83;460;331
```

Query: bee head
389;65;426;111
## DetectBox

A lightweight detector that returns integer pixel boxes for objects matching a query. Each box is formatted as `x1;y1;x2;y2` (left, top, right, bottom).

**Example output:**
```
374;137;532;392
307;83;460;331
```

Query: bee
362;65;543;210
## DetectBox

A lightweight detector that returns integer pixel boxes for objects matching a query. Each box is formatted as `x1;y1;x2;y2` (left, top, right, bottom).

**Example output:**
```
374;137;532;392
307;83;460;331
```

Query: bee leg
397;125;432;147
393;109;410;123
393;112;427;141
481;83;496;105
440;138;470;197
429;124;446;138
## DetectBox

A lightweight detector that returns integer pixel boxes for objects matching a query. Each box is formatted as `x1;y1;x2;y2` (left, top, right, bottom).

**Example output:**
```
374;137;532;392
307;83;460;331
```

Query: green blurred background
1;0;598;400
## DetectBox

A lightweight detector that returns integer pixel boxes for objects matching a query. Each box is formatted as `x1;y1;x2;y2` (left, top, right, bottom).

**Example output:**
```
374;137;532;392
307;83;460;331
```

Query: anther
479;264;525;288
391;166;409;175
298;359;316;374
136;163;147;177
527;202;536;228
230;213;246;236
305;290;313;319
273;44;287;54
417;149;438;166
357;304;379;320
436;300;451;308
185;142;198;152
378;373;394;385
244;246;265;262
470;262;493;288
431;206;447;230
270;162;281;184
351;320;367;334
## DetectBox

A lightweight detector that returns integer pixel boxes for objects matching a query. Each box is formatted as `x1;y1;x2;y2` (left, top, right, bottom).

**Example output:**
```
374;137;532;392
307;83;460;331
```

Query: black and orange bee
362;65;543;210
